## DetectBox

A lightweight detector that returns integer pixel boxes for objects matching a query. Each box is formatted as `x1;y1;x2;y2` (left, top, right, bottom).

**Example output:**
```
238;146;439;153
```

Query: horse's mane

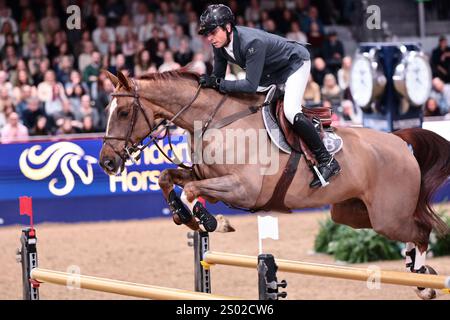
137;68;262;104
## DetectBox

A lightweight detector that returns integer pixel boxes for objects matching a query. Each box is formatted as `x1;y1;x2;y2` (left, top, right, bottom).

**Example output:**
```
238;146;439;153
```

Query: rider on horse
197;4;340;188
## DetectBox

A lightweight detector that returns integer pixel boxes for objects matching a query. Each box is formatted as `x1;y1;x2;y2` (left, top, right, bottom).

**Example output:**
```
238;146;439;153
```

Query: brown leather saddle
272;98;333;165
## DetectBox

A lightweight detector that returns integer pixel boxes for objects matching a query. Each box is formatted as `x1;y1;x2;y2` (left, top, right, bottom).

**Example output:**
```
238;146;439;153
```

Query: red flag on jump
19;196;33;217
19;196;34;234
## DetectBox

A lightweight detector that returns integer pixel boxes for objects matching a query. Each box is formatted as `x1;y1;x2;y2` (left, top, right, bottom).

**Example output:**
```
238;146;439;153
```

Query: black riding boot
292;113;341;188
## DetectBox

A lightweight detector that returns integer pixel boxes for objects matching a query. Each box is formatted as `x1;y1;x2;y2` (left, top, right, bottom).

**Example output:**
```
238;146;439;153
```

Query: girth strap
257;150;302;212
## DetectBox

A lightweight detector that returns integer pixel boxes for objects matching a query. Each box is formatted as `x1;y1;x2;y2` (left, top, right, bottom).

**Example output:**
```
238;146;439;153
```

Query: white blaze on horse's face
106;98;118;135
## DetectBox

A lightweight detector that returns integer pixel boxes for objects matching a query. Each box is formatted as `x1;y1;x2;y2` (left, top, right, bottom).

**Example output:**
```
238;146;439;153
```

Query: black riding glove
199;74;222;90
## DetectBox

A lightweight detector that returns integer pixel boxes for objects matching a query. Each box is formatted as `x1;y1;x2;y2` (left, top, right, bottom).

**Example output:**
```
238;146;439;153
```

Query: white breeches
283;59;311;124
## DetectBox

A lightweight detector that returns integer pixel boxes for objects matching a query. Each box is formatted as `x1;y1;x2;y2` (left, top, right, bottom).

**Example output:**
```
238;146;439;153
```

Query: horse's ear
103;69;119;87
117;70;131;91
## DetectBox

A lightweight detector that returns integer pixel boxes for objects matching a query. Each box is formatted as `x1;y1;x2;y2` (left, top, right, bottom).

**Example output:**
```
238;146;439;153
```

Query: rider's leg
283;59;340;188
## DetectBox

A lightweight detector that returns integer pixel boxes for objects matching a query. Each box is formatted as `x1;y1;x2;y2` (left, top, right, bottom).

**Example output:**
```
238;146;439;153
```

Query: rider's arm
218;39;266;93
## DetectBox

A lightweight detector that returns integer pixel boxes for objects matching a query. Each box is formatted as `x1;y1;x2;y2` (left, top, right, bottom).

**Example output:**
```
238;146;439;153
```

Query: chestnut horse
99;70;450;299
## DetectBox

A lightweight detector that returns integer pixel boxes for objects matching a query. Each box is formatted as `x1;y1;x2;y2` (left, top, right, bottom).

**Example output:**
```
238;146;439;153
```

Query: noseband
102;78;202;170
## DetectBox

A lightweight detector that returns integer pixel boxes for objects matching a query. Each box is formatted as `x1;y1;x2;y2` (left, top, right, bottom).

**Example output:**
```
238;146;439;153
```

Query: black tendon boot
292;113;341;188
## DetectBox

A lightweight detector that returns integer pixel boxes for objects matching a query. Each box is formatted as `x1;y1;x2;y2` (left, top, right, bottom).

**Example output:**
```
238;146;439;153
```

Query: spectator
116;14;135;43
14;84;35;117
169;25;186;52
161;13;178;39
303;74;321;104
82;51;102;92
138;12;155;43
322;31;344;75
54;99;81;128
307;22;325;58
429;77;450;115
1;112;29;143
134;50;152;77
29;115;51;136
0;21;19;52
37;70;67;117
321;73;342;109
22;27;47;59
424;98;443;117
2;45;19;72
78;41;95;73
302;6;325;35
121;31;138;71
431;35;450;83
132;1;148;28
56;117;79;135
78;95;100;129
245;0;261;24
0;70;13;93
339;99;361;126
92;15;116;55
158;50;180;73
65;70;87;113
56;55;74;85
337;56;353;100
27;47;45;78
33;58;50;86
0;5;18;34
40;6;60;36
81;115;96;133
286;21;307;44
311;57;330;87
174;38;193;67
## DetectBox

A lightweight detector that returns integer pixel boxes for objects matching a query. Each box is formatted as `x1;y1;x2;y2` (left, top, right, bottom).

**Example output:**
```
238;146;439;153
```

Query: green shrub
314;218;402;263
314;204;450;263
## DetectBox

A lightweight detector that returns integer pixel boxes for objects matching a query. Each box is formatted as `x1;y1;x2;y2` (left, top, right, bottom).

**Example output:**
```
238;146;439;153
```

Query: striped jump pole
202;251;450;291
30;268;240;300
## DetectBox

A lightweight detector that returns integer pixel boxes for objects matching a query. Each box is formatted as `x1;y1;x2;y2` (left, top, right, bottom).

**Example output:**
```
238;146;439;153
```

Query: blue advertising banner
1;135;449;227
0;135;239;226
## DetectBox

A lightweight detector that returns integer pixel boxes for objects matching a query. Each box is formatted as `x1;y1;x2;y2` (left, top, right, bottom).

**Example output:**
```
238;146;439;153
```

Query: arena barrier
18;228;241;300
191;232;450;300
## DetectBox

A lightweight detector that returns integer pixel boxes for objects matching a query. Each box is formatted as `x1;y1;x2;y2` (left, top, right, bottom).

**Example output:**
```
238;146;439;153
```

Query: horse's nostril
103;159;116;172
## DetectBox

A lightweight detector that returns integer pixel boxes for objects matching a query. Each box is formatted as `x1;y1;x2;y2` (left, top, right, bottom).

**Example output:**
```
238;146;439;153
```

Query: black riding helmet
198;4;235;36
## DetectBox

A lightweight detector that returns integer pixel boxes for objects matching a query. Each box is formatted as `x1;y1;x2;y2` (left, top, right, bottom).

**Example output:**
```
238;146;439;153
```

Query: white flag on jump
257;216;278;254
258;215;279;240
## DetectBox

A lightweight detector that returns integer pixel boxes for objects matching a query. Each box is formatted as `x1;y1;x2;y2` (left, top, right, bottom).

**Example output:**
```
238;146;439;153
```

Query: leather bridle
102;78;202;170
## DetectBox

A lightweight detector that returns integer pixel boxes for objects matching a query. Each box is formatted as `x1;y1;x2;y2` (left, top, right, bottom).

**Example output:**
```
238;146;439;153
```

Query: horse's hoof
415;287;437;300
415;265;438;300
172;214;182;225
215;214;236;233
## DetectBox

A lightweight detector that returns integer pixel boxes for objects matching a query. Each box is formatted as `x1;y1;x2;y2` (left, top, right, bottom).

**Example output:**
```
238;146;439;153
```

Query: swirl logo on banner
19;142;98;196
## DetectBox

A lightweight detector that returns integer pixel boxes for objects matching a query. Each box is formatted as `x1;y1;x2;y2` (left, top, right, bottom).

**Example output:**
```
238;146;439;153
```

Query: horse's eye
119;110;129;118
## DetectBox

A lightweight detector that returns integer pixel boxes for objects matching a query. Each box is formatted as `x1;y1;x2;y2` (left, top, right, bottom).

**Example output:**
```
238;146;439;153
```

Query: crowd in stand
0;0;449;144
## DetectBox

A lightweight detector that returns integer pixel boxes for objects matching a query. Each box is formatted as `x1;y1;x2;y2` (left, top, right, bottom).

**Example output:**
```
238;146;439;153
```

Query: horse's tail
394;128;450;237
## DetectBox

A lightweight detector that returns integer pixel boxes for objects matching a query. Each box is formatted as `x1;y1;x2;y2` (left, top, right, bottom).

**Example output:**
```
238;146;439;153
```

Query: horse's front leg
183;174;256;209
158;168;202;231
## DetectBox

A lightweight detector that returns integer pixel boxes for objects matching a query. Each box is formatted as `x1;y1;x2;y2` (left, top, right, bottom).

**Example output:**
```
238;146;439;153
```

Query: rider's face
206;25;230;48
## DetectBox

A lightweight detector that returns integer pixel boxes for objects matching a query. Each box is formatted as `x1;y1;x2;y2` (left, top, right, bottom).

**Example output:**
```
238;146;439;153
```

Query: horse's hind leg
405;242;437;300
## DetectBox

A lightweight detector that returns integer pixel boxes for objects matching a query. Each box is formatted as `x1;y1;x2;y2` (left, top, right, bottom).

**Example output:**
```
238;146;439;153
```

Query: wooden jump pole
203;251;450;290
30;268;241;300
